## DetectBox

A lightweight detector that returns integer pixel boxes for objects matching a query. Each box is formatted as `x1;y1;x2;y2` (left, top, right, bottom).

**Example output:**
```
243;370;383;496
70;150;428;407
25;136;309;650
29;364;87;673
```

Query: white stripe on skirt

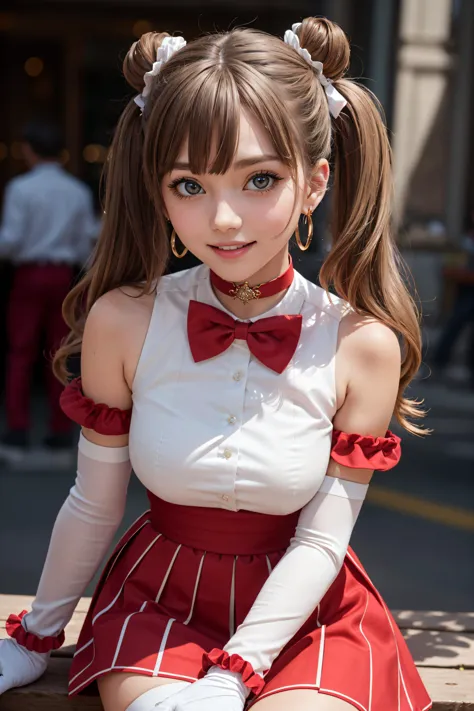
358;590;373;711
315;623;325;687
183;552;206;626
153;618;176;676
112;601;148;668
155;545;182;604
229;556;238;637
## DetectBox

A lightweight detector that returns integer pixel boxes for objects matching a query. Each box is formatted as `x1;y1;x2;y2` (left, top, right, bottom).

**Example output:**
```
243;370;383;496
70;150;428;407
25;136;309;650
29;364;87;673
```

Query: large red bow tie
187;300;302;374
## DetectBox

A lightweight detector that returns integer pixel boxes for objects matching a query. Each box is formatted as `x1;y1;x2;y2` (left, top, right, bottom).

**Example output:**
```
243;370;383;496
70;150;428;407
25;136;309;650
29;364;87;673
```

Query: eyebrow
172;154;281;171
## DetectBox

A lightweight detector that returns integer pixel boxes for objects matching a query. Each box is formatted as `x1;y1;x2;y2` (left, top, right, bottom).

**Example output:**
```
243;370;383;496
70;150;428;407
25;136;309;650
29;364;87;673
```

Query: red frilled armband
201;649;265;696
331;429;402;471
60;377;132;436
6;610;65;653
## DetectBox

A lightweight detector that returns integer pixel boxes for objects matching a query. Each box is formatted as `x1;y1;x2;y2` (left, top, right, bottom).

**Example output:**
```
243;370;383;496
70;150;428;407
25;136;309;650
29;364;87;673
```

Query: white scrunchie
284;23;347;118
134;35;187;112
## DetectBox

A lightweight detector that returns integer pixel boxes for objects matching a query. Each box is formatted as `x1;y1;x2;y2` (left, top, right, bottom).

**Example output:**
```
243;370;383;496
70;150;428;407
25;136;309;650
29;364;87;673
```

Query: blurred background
0;0;473;611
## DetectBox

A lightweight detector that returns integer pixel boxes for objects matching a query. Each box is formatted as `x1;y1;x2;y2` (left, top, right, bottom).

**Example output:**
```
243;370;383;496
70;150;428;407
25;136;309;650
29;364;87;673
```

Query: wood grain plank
2;596;474;709
0;659;102;710
0;662;473;709
0;595;91;619
418;668;474;709
4;598;474;634
405;630;474;668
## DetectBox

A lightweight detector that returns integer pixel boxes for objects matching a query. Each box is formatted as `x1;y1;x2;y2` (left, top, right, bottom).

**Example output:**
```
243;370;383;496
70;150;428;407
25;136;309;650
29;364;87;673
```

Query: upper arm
80;285;155;447
80;291;134;448
329;312;401;484
0;181;26;246
75;190;98;262
82;189;98;237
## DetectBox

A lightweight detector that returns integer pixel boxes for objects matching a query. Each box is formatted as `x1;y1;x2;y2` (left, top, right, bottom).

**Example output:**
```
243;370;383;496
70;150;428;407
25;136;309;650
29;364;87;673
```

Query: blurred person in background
431;210;474;388
0;119;98;455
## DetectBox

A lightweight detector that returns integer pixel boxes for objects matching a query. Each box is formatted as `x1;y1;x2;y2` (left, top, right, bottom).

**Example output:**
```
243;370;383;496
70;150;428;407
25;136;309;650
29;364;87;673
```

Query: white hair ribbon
134;35;187;112
284;23;347;118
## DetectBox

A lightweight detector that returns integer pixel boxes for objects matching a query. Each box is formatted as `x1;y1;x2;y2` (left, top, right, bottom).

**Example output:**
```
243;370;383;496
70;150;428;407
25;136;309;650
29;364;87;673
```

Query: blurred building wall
392;0;474;244
391;0;474;322
392;0;453;231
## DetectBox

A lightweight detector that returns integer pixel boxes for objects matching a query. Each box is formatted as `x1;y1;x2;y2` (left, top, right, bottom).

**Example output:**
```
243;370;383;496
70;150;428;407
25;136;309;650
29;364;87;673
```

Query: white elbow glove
0;641;49;694
154;668;248;711
222;476;368;677
0;434;131;694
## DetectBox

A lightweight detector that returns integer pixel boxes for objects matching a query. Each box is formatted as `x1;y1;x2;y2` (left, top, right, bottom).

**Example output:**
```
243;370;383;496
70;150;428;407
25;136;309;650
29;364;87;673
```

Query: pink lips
209;242;256;259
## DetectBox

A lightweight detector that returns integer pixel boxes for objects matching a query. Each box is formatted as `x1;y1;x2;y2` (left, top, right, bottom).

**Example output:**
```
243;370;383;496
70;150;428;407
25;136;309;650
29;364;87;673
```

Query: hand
0;638;49;694
156;667;249;711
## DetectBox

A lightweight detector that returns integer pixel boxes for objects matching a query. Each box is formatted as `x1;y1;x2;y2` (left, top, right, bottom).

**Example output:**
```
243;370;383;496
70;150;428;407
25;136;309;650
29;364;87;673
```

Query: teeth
218;245;247;251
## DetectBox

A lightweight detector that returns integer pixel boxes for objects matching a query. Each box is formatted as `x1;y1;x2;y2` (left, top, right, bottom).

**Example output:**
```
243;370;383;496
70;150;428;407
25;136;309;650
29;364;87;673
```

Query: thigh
251;689;356;711
7;270;45;352
44;266;73;346
98;672;186;711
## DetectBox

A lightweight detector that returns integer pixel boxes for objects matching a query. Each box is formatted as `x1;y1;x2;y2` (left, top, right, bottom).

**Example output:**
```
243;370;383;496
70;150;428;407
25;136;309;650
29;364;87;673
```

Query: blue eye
172;179;204;197
246;172;282;192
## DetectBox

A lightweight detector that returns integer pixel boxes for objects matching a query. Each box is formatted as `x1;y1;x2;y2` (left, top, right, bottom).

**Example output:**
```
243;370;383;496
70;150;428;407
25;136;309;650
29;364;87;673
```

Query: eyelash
167;171;284;200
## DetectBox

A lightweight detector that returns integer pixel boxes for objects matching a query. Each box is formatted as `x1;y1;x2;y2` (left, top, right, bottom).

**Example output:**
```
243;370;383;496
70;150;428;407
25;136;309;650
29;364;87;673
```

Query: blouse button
227;415;237;425
223;448;232;459
222;495;229;502
233;371;243;382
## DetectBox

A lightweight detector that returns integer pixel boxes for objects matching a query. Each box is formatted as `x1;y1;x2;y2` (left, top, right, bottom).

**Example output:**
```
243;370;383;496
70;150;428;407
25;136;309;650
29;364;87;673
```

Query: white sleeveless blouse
129;264;350;515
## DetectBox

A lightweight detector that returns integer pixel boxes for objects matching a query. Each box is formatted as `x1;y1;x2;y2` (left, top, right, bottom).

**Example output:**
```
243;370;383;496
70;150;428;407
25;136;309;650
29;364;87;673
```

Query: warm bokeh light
59;149;70;165
0;13;15;31
24;57;44;78
10;142;24;160
83;144;107;163
133;19;153;38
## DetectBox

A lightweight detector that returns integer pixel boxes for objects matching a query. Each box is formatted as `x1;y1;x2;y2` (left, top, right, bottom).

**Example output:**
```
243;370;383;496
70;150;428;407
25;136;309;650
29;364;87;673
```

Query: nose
211;199;242;233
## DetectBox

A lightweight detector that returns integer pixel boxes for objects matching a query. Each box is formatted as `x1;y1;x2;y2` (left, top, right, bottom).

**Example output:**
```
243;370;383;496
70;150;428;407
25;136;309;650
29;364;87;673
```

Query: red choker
210;257;294;305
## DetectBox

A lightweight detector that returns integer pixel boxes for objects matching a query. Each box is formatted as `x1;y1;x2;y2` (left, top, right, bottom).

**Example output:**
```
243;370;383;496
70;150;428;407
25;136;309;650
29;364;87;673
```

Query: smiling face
162;109;328;284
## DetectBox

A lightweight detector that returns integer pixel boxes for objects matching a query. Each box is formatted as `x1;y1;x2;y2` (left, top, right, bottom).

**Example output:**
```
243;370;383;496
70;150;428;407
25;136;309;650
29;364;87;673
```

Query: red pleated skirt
68;493;432;711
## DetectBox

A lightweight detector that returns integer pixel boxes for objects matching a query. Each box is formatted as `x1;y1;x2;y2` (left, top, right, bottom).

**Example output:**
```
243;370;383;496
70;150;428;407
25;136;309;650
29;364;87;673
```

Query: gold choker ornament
210;257;295;305
229;282;263;304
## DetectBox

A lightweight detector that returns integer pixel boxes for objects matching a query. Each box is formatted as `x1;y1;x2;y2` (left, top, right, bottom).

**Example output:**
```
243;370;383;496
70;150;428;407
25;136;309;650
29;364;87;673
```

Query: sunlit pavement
1;373;473;611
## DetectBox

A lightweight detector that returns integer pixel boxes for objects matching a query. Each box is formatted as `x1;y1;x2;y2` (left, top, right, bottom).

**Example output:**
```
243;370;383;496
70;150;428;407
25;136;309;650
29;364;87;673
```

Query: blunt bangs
146;51;302;184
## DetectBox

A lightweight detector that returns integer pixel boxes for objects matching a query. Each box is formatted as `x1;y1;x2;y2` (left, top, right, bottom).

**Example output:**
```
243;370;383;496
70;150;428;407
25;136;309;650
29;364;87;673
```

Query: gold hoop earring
295;210;313;251
170;229;188;259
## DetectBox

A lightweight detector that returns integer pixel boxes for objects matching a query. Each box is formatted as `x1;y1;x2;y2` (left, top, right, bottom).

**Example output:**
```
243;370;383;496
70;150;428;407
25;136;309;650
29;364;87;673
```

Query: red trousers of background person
5;263;74;434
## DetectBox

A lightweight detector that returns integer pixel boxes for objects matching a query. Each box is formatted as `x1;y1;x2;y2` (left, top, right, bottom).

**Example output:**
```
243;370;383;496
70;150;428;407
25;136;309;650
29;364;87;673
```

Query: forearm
26;492;125;637
222;478;368;675
0;183;26;257
24;435;131;638
223;540;340;674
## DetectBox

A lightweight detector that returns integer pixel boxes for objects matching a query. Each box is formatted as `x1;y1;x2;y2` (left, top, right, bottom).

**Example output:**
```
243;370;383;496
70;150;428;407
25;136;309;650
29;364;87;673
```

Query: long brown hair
54;18;426;434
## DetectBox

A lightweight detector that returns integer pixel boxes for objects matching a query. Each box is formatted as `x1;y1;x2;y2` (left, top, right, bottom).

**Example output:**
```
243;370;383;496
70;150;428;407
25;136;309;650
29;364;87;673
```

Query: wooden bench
1;596;473;710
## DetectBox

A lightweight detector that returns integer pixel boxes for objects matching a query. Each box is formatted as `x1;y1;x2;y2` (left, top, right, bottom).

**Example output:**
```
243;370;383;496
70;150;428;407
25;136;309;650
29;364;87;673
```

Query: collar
196;266;306;322
32;162;61;173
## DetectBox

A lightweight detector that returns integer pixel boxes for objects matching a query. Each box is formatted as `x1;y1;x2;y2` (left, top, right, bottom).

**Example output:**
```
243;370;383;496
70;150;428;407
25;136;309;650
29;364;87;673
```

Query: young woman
0;17;432;711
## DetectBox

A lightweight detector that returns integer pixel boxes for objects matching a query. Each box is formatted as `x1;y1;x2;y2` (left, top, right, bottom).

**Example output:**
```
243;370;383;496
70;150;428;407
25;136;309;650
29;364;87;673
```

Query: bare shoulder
338;310;401;370
81;285;155;445
330;312;402;484
336;310;401;411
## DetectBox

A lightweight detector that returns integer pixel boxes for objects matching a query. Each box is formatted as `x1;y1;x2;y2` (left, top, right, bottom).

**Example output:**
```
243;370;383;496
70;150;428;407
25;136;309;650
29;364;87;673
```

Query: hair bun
298;17;349;81
123;31;170;92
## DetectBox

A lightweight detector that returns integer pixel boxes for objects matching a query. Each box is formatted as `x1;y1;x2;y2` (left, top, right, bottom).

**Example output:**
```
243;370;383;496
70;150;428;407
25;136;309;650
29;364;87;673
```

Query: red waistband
147;493;299;556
